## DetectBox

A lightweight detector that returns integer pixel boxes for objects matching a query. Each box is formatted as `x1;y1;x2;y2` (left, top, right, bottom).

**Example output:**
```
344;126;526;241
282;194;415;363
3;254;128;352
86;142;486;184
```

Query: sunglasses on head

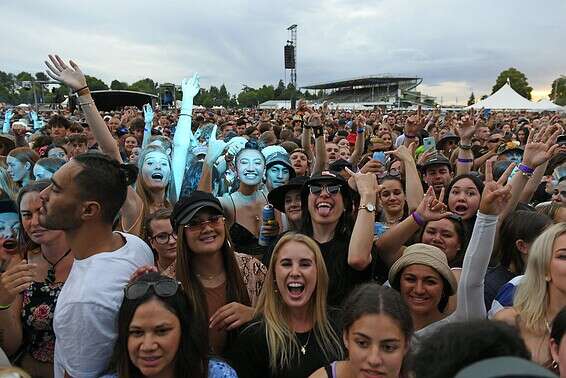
125;277;180;300
184;215;225;232
308;184;342;196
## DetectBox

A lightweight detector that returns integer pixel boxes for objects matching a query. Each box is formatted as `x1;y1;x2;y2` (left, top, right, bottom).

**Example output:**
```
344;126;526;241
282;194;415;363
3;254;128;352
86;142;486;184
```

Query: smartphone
423;137;436;151
483;108;491;120
557;135;566;146
372;151;386;164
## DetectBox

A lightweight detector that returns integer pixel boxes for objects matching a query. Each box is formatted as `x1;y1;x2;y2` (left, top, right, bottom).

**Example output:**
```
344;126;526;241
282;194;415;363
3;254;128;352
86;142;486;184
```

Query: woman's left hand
209;302;254;331
479;160;514;215
345;167;379;196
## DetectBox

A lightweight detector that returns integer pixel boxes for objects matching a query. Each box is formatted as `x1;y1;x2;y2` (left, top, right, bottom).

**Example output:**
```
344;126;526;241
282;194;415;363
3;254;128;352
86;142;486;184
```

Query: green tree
85;75;109;91
129;78;158;94
467;92;475;106
110;79;129;90
492;68;533;99
550;76;566;106
274;79;285;99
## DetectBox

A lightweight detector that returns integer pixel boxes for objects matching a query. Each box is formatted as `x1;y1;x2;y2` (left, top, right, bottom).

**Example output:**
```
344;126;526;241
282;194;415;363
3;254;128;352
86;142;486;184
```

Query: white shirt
53;232;154;378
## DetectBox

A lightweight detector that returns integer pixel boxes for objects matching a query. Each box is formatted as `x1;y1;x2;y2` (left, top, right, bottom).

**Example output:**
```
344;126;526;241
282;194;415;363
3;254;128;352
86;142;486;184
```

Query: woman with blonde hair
226;232;344;377
496;222;566;371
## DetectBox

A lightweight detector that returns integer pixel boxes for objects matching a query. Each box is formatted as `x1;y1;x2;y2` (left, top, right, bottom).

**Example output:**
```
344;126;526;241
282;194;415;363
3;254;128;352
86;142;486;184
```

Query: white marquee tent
467;82;541;110
532;99;565;112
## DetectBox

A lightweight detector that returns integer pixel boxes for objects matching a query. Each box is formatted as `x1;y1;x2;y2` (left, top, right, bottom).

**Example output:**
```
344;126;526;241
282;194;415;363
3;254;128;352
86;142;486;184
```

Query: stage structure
301;75;435;109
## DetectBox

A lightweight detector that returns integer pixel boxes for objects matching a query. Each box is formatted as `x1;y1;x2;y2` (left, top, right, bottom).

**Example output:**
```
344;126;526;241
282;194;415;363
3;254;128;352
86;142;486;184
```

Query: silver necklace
300;331;312;355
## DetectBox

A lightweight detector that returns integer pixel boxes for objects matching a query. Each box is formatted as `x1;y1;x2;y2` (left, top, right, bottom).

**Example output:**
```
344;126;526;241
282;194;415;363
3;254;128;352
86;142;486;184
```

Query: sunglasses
150;232;177;245
184;215;225;232
309;184;342;196
125;278;180;300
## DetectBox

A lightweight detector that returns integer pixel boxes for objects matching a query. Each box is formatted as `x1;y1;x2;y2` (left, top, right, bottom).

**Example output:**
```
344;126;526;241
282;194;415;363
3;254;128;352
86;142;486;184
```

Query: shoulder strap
324;364;334;378
229;193;237;220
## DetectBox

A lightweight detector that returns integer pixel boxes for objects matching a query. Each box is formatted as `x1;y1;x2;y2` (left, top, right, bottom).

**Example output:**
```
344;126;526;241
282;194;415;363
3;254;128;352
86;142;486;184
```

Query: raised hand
143;103;154;124
386;142;415;163
522;124;562;168
415;187;451;222
44;54;87;91
205;125;227;166
181;73;200;100
29;110;38;123
345;167;379;197
457;114;476;142
3;108;13;133
209;302;254;331
225;136;247;157
480;160;513;215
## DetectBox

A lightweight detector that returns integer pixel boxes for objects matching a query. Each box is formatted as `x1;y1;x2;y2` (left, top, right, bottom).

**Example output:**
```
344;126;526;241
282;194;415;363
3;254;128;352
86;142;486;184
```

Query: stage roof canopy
90;90;158;111
301;75;422;90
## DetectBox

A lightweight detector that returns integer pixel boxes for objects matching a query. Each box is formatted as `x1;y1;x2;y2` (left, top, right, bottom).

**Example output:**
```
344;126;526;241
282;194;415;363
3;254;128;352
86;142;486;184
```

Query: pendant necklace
300;331;312;355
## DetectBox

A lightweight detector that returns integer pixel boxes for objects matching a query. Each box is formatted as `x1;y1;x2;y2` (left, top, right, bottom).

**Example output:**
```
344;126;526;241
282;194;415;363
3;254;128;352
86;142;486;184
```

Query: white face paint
236;149;265;186
266;164;290;191
6;156;28;183
141;151;171;189
0;212;19;239
47;147;67;161
33;164;53;180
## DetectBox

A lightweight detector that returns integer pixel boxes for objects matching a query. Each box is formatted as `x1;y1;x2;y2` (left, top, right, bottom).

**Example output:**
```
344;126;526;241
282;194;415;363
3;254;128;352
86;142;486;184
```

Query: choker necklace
300;331;312;355
42;249;72;269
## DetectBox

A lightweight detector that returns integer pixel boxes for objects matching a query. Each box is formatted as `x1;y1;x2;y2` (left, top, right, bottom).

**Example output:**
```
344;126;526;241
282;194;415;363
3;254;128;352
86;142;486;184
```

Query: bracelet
0;303;11;310
312;127;323;138
180;113;192;118
73;85;89;94
458;142;472;150
411;211;426;227
457;158;473;163
78;101;94;107
357;127;365;134
303;125;312;129
518;164;535;174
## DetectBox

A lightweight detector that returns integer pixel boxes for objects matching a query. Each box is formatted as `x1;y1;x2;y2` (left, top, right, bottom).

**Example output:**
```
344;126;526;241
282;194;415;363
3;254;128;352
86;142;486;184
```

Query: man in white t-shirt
39;153;154;378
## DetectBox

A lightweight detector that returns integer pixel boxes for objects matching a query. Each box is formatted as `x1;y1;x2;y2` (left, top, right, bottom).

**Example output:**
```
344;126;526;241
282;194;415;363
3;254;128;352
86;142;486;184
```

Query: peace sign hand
415;187;452;222
480;160;514;215
44;54;87;91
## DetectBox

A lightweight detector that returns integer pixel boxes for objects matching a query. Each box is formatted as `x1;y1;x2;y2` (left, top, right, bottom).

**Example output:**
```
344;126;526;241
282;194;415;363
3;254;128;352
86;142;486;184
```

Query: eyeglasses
308;184;342;196
149;232;177;245
124;277;180;300
183;215;225;232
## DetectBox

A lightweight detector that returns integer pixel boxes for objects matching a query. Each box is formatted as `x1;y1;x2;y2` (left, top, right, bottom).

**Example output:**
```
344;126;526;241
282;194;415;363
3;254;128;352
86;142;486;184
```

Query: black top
484;264;517;309
225;312;343;378
263;234;387;307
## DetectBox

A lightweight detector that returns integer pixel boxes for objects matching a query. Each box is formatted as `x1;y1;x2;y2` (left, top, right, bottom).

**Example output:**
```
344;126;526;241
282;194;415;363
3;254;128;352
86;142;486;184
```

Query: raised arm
346;168;379;270
309;113;327;175
30;110;44;131
44;54;121;162
172;74;200;199
455;114;475;176
197;125;227;193
142;103;154;148
2;108;12;134
386;143;423;212
349;115;366;166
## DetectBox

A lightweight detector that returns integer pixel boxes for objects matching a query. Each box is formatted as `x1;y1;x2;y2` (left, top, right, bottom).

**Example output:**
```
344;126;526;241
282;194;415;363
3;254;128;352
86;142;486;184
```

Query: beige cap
388;243;457;296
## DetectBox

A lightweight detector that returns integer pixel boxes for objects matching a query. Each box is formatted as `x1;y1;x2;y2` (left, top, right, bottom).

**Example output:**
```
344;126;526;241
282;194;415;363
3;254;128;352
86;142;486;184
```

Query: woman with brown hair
6;147;39;187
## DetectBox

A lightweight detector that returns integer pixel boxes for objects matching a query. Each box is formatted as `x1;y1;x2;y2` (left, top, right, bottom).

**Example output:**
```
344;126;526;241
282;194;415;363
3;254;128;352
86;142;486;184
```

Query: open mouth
453;204;468;214
287;282;305;298
151;173;164;180
199;234;216;243
316;202;333;216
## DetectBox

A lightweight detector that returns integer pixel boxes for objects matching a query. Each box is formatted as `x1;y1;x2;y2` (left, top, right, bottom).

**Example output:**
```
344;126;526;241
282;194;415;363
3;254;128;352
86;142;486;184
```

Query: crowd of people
0;54;566;377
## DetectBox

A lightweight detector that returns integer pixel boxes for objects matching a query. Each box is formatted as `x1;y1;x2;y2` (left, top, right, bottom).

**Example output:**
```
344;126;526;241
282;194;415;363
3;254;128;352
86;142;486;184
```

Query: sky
2;0;565;104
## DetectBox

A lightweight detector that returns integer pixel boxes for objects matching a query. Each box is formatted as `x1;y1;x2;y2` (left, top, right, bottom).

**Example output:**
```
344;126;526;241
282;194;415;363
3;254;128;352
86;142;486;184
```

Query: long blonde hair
254;232;343;373
514;223;566;333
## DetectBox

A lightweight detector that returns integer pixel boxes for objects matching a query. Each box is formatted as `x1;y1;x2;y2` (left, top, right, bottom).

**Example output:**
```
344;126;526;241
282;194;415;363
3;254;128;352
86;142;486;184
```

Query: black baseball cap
267;176;308;213
170;191;223;229
420;152;452;172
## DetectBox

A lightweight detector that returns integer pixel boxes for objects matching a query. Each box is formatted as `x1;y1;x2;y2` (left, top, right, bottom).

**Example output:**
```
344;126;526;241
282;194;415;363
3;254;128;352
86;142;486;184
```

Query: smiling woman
225;233;344;378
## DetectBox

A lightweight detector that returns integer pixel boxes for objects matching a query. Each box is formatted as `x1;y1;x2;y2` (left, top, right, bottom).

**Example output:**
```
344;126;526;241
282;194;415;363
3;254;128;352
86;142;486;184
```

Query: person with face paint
263;151;295;192
0;182;73;377
0;166;18;201
7;147;39;188
199;131;271;258
33;157;66;181
0;199;19;273
226;233;344;377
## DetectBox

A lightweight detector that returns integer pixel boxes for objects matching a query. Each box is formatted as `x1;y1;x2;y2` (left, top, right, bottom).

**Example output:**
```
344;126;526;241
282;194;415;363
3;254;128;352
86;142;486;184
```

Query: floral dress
20;265;63;363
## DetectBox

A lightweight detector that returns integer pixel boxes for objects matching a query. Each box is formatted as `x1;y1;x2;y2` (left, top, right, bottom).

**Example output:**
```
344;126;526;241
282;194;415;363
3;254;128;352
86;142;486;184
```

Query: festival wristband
357;127;365;134
457;158;473;163
180;113;192;118
518;164;535;174
458;142;472;150
411;211;426;226
312;127;323;138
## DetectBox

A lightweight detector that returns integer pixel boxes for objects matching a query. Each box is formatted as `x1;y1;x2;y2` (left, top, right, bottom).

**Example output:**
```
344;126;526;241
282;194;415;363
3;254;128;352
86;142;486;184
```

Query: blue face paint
141;150;171;189
266;164;290;191
237;150;265;186
6;156;28;183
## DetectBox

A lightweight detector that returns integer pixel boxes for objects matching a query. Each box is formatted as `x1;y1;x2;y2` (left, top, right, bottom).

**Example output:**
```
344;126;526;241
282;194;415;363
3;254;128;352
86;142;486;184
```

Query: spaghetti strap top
228;192;268;258
324;361;338;378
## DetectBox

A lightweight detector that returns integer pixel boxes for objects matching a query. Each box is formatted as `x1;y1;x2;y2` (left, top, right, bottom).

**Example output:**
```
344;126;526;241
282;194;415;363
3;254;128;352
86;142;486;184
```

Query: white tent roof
467;82;539;110
532;99;565;112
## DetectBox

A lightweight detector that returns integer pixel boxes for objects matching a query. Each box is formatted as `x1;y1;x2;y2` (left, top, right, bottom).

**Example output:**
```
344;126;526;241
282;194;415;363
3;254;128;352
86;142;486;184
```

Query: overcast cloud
2;0;565;104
